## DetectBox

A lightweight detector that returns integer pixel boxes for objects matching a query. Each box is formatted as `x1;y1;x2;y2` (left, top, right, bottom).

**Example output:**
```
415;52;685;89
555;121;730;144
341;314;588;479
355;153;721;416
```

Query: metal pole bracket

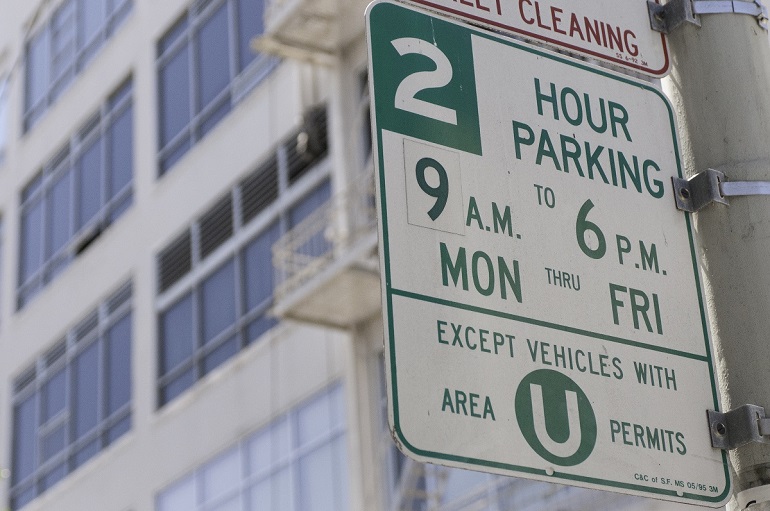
674;168;770;212
673;168;728;212
649;0;768;33
708;405;770;450
648;0;701;33
695;0;769;29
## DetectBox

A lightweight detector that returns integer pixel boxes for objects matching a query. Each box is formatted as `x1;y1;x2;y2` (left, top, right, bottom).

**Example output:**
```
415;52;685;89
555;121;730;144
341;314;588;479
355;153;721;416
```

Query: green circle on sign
515;369;597;466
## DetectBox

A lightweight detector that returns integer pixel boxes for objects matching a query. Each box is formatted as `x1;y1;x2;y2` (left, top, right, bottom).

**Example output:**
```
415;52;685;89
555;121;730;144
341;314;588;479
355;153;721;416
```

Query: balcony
254;0;371;63
272;170;380;328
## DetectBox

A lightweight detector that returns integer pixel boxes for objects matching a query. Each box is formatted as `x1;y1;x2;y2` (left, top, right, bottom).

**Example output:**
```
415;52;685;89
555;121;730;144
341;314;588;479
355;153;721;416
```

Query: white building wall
0;1;354;510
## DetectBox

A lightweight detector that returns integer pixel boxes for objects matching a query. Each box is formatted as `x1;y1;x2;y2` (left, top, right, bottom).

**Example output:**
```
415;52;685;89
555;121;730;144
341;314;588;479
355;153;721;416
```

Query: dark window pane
20;201;44;282
109;79;132;108
73;439;99;468
243;223;279;311
73;342;99;439
201;259;236;343
197;4;230;111
160;293;194;374
245;315;277;345
160;136;191;174
40;463;67;491
42;369;66;422
289;180;331;228
199;99;230;138
18;287;41;309
74;313;98;342
109;194;132;222
202;336;237;375
48;171;73;255
12;487;37;510
109;105;132;198
78;137;102;229
297;392;332;447
110;0;132;28
79;0;105;47
106;415;131;444
45;341;66;367
159;16;188;55
22;174;43;202
25;29;49;113
41;424;67;461
107;282;132;312
106;314;131;415
160;368;194;405
298;443;336;511
238;0;264;71
159;46;190;147
289;181;331;258
51;1;76;83
46;256;70;282
12;394;37;483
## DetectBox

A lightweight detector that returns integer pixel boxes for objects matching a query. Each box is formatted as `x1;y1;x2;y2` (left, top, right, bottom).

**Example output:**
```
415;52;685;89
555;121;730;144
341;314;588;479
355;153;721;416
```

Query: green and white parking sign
367;0;730;506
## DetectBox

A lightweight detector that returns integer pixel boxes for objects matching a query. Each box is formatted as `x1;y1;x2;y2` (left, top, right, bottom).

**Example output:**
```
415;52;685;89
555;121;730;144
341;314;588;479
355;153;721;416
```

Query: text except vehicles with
526;338;623;380
437;319;515;357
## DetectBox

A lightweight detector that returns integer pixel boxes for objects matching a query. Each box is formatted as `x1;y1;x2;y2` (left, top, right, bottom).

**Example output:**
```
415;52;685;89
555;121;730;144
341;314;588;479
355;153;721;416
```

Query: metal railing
273;168;377;301
264;0;336;30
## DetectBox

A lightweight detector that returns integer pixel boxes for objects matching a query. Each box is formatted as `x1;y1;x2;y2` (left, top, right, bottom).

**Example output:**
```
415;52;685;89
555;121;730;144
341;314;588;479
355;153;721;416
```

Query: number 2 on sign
391;38;457;124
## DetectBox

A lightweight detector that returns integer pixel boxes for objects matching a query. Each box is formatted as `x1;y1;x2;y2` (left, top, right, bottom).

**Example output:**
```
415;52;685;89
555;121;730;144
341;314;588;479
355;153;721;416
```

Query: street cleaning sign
366;0;730;505
399;0;670;76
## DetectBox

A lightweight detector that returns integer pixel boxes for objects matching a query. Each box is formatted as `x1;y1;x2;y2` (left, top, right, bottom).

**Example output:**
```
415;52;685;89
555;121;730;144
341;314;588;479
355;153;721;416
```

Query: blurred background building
0;0;718;510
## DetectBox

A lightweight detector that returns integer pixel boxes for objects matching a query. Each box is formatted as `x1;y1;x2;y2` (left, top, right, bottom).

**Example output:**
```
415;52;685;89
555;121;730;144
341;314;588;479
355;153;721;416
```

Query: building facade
0;1;720;510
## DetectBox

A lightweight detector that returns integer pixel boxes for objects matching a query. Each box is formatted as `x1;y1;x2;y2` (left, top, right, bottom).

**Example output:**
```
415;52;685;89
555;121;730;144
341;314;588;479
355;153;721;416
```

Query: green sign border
367;0;730;505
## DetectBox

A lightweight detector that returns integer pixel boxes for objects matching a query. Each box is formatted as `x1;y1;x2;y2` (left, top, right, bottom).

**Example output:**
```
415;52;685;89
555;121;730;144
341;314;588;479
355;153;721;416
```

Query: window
23;0;133;131
18;78;133;309
0;76;8;163
9;283;132;510
156;384;348;511
156;0;275;174
156;108;329;407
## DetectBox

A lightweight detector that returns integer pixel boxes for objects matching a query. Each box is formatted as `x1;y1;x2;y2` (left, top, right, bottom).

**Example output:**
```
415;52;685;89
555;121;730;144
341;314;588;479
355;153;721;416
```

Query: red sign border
402;0;670;77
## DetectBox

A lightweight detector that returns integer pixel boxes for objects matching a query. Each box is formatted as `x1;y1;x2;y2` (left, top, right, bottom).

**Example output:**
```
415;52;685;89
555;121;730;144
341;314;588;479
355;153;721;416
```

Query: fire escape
255;0;371;63
257;0;382;328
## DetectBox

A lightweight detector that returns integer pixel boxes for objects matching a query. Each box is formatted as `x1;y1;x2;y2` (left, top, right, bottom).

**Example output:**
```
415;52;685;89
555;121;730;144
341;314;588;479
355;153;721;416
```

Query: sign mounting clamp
708;405;770;450
674;168;770;212
648;0;767;33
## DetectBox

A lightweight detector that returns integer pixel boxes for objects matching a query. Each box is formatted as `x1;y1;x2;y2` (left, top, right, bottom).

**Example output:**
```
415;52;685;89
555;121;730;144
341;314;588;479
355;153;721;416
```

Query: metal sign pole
662;4;770;508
